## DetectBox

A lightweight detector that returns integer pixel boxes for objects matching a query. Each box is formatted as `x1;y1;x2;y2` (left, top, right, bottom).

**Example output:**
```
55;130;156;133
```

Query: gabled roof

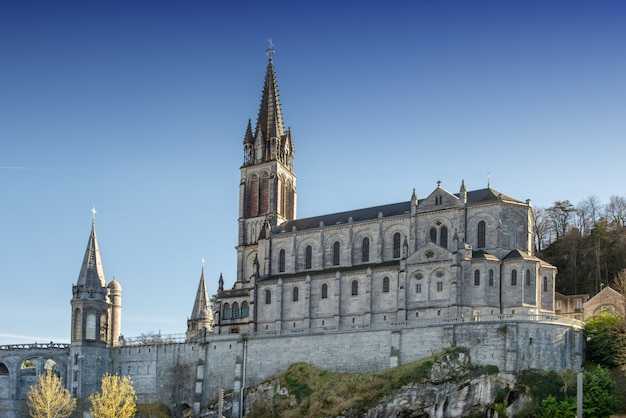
273;201;411;234
503;249;536;261
76;221;106;288
272;186;525;235
472;250;500;261
465;188;522;205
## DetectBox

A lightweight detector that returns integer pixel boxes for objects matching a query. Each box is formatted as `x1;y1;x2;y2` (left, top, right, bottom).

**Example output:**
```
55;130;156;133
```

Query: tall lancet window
85;312;96;340
260;172;270;214
477;221;486;249
248;174;259;217
362;237;370;262
393;233;401;258
333;241;340;266
278;249;286;273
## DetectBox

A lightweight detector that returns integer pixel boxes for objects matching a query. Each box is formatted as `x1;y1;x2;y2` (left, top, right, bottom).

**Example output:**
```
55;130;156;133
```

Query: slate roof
273;187;524;235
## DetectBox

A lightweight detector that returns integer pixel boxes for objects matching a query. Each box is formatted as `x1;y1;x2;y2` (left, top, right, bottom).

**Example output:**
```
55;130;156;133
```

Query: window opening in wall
232;302;239;319
393;232;401;258
321;283;328;299
333;241;340;266
478;221;486;248
543;276;548;292
322;320;325;326
279;249;286;272
362;237;369;262
430;227;437;243
437;310;441;316
305;245;312;269
292;287;299;302
223;303;231;319
474;270;480;286
351;280;358;296
525;269;531;286
511;270;518;286
352;317;355;323
489;269;494;286
265;289;272;304
437;282;443;292
440;226;448;249
416;311;419;318
241;302;249;317
416;284;422;293
384;314;387;321
383;276;390;293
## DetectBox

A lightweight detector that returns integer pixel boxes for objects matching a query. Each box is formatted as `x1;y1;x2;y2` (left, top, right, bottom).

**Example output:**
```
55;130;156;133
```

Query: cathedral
211;46;556;336
1;46;580;418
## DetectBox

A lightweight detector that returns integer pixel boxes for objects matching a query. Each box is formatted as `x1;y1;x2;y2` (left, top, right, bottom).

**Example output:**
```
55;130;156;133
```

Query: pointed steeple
255;52;285;142
187;265;214;339
243;119;254;145
76;218;106;289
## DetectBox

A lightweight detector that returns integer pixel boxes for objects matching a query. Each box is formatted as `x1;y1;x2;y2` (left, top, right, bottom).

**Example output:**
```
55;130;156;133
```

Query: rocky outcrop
202;350;520;417
360;351;515;418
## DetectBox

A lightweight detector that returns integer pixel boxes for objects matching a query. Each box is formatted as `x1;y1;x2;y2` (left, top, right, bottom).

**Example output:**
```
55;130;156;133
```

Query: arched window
474;270;480;286
362;237;370;262
305;245;312;269
525;269;531;286
543;276;548;292
321;283;328;299
351;280;359;296
430;227;437;243
232;302;239;319
292;287;299;302
278;249;286;272
241;302;249;318
265;289;271;304
333;241;340;266
489;269;494;286
511;269;518;286
440;226;448;249
383;276;390;293
248;174;259;217
260;172;270;214
477;221;486;248
393;233;401;258
223;303;231;319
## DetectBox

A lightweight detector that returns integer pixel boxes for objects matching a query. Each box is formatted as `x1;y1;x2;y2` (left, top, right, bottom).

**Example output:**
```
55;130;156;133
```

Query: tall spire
187;264;214;339
76;215;106;289
255;45;285;143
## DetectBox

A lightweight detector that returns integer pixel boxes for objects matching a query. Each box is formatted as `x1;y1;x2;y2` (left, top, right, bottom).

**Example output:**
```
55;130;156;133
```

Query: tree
533;207;552;251
584;313;626;368
606;195;626;228
548;200;575;241
26;369;76;418
89;374;137;418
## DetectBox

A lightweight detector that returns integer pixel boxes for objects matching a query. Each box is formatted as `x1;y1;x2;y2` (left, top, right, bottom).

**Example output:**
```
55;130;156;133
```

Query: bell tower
237;41;296;282
69;208;120;398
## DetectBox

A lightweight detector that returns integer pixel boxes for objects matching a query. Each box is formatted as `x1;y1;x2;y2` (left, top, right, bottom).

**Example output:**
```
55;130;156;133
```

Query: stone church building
213;48;556;336
0;47;582;418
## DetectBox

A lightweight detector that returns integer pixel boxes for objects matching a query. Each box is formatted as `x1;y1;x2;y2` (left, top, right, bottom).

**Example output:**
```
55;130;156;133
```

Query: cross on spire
91;206;97;221
266;38;275;59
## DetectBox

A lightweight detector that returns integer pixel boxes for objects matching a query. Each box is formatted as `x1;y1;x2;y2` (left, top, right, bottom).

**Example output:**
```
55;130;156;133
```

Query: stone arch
174;403;194;418
383;224;409;260
72;307;82;341
0;363;8;376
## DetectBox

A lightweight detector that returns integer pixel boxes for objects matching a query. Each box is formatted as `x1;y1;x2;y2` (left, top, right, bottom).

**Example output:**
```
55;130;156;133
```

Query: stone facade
0;50;585;418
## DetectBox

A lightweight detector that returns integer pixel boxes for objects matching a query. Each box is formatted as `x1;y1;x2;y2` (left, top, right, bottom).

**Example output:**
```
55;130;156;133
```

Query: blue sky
1;1;625;345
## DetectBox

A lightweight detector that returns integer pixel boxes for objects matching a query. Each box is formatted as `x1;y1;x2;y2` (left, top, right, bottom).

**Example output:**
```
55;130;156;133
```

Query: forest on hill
534;195;626;296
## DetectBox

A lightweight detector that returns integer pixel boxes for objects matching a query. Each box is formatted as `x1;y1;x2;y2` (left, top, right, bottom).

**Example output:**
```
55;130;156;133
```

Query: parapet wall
111;316;584;414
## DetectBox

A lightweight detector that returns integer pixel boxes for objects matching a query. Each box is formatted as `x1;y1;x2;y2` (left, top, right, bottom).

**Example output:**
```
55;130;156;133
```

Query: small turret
186;264;214;340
